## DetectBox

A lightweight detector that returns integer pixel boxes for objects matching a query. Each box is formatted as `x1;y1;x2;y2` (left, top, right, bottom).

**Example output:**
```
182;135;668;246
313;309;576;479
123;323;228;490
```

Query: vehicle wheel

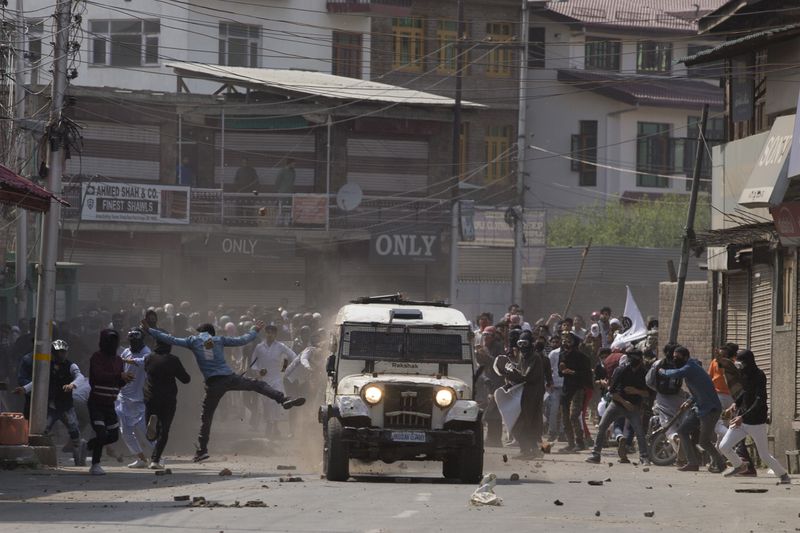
442;453;460;479
458;422;484;484
648;432;677;467
324;417;350;481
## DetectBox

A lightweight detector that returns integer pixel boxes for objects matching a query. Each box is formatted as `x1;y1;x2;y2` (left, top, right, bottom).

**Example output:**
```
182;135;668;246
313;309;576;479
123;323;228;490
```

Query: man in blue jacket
141;319;305;462
659;345;724;472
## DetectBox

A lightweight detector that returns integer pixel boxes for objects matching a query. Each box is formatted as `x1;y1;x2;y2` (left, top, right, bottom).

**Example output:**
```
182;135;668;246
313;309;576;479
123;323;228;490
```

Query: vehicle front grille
383;384;433;429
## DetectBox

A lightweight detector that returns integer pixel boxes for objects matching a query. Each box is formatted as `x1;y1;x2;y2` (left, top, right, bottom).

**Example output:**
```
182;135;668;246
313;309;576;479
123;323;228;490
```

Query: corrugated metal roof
681;23;800;65
0;163;67;212
545;0;728;32
167;62;485;109
544;246;707;284
557;69;723;109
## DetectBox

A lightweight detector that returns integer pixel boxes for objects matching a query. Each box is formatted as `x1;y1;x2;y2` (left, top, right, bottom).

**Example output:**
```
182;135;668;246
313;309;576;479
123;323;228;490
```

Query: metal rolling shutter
206;255;307;309
725;272;749;347
213;132;315;186
71;248;163;305
795;274;800;418
347;138;429;194
458;246;512;282
65;122;161;181
338;257;427;300
749;264;772;406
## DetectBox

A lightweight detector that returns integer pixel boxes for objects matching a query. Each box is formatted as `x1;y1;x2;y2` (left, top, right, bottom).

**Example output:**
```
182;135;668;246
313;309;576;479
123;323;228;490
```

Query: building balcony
326;0;412;16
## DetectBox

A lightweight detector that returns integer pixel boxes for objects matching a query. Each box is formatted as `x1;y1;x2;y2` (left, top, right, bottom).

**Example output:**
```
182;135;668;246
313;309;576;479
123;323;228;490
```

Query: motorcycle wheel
649;432;677;466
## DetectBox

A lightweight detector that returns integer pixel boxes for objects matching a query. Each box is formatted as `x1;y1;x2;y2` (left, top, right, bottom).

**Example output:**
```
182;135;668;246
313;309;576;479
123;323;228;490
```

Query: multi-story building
686;0;800;461
524;0;726;214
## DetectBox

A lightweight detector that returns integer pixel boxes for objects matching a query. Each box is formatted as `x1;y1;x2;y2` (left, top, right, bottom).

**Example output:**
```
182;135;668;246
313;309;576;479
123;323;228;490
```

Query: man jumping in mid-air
141;319;305;462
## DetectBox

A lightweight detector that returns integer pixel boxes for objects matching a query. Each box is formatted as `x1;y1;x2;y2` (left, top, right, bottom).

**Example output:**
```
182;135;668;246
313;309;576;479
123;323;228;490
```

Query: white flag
610;286;648;349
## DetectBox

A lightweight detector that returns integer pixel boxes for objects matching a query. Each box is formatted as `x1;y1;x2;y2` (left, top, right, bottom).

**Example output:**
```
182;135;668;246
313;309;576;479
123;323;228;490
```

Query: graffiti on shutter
749;264;772;407
724;272;749;347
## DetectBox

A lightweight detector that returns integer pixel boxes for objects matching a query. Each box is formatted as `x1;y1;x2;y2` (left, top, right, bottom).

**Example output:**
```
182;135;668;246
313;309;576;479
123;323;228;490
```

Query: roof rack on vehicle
349;293;450;308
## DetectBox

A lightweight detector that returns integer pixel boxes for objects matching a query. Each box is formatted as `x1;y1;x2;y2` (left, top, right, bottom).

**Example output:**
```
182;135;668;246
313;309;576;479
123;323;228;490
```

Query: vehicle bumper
341;427;477;448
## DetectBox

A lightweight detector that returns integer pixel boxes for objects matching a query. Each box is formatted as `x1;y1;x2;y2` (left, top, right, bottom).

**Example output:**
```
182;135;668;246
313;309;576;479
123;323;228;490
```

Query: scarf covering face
99;328;120;356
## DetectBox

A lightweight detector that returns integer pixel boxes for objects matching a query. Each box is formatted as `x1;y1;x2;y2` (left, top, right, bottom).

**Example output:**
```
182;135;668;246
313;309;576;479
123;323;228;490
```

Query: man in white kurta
115;328;152;468
250;324;296;438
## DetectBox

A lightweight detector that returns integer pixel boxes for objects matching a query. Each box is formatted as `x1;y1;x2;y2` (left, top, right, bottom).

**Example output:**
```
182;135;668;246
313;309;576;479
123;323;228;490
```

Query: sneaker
723;464;748;477
127;459;147;469
193;450;210;463
585;454;601;464
89;463;106;476
148;461;165;470
281;396;306;410
558;444;576;454
640;458;651;466
677;463;700;472
146;414;159;441
708;464;723;474
780;474;792;484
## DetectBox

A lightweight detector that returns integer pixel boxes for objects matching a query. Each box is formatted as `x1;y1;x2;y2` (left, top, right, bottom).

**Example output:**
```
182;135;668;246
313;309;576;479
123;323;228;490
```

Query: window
90;20;160;67
776;252;794;326
485;125;513;181
486;22;513;77
26;19;44;84
458;123;469;179
684;116;726;190
218;22;260;67
437;21;458;74
392;17;425;72
528;27;545;69
686;44;724;79
332;31;362;78
571;120;598;186
636;122;671;187
636;41;672;74
585;37;620;71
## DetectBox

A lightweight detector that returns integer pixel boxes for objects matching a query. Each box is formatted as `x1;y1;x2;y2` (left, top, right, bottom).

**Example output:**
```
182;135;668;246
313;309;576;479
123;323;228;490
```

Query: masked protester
87;329;133;475
496;330;546;459
144;340;191;469
645;343;687;459
659;345;725;473
141;319;304;463
719;350;791;483
115;328;152;468
43;340;87;466
586;349;651;465
558;332;592;452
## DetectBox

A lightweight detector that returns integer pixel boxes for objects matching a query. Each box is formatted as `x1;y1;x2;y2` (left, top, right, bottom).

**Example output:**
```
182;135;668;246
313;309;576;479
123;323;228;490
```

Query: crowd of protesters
473;304;791;483
0;301;326;475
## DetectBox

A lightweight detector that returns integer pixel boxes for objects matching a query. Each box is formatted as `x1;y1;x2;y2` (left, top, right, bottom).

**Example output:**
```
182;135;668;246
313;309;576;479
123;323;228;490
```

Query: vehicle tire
458;422;484;484
442;453;460;479
324;417;350;481
648;432;677;467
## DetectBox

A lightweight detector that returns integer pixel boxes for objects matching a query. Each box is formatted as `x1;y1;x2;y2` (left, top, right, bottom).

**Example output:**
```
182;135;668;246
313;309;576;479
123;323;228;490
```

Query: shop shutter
71;247;162;305
749;264;772;407
724;272;749;347
205;255;307;310
458;246;512;282
213;132;315;186
65;122;161;181
347;138;429;193
338;257;427;300
795;273;800;418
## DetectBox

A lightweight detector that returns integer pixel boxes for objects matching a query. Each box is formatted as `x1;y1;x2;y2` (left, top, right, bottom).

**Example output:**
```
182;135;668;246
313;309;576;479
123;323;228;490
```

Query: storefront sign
738;115;794;208
81;182;189;224
470;209;546;247
370;232;440;264
731;56;754;123
207;235;295;259
292;194;327;226
771;202;800;246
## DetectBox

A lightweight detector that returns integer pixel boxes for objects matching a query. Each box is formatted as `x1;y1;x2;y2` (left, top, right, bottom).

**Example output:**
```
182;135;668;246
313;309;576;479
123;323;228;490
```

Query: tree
546;194;711;248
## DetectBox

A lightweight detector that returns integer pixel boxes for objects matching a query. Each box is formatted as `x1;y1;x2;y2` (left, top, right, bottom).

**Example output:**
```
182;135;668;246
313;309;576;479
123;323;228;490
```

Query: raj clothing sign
81;182;190;224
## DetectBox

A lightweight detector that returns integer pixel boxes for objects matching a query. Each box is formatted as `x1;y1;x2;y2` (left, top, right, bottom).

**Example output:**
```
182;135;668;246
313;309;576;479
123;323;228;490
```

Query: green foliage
546;194;711;248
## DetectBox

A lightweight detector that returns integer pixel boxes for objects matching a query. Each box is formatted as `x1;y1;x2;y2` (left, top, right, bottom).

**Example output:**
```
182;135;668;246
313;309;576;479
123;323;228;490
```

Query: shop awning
0;163;68;212
738;114;795;209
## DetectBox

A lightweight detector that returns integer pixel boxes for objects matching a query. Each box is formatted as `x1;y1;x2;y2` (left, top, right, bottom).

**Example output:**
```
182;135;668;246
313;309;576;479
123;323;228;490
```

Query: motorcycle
647;404;688;467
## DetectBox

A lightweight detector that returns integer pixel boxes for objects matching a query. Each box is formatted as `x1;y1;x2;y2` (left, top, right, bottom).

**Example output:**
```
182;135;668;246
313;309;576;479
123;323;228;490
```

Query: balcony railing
326;0;412;16
61;181;449;231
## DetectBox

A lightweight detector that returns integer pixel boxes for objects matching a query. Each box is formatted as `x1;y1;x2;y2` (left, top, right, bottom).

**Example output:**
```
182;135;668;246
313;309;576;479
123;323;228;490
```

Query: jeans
146;397;177;464
719;422;787;476
198;373;285;452
546;386;562;438
45;406;80;441
678;408;724;468
561;388;585;447
592;401;648;460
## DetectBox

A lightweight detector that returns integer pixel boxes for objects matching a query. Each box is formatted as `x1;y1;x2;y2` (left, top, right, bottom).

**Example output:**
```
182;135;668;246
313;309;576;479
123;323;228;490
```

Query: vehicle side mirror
326;354;336;377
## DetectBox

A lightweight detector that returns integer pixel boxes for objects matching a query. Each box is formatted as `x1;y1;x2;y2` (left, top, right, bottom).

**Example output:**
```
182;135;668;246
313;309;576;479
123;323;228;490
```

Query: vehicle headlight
435;388;455;408
362;385;383;405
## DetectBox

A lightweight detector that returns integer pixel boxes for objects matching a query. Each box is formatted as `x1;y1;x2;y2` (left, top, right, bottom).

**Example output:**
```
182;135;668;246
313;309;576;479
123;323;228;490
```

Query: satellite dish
336;182;363;211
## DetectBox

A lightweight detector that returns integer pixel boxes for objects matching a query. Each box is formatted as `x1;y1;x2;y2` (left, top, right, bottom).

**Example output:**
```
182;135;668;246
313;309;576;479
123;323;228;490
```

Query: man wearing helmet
115;328;152;468
43;339;87;466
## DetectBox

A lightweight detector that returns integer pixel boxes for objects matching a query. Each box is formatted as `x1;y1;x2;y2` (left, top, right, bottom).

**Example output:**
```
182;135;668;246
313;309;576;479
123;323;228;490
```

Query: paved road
0;443;797;532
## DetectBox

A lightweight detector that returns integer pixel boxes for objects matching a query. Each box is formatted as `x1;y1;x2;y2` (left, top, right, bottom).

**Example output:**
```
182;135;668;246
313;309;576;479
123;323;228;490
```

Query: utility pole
29;0;71;436
511;0;530;307
14;0;28;323
668;104;709;345
449;0;464;306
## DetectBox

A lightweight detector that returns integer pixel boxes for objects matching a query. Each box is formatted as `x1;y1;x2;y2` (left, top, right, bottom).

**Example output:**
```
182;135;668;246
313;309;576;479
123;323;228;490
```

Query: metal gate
749;264;773;407
724;272;749;347
795;266;800;419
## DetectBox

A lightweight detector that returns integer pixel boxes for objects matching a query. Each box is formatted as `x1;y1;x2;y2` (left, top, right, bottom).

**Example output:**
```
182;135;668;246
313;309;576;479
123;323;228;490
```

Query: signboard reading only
81;182;190;224
369;231;440;264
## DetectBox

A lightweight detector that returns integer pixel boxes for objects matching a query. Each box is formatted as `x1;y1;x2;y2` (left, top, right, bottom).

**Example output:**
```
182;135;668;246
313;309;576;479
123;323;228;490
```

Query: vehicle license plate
391;431;427;443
